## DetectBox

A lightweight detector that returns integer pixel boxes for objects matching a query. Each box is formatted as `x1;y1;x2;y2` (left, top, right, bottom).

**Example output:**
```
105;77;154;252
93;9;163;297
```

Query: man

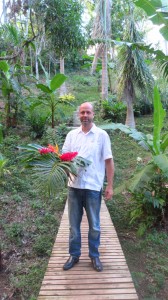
62;102;114;272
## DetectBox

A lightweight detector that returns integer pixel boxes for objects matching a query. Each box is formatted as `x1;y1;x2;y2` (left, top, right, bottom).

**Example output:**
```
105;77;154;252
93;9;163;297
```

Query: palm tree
117;6;154;128
91;0;112;100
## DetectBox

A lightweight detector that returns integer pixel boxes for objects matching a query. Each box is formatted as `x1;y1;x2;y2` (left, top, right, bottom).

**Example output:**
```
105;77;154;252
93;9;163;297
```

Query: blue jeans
68;187;102;258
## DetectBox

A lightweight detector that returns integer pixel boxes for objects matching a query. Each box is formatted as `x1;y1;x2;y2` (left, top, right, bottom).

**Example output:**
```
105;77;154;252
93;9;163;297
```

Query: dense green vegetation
0;72;168;299
0;0;168;299
107;116;168;299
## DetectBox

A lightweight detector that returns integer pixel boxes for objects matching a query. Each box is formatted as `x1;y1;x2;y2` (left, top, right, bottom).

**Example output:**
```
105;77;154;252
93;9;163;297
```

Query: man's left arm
104;158;114;201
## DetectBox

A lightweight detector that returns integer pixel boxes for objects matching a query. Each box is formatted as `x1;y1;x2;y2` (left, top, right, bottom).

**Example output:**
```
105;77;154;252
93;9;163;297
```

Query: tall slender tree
91;0;112;100
1;0;8;24
41;0;85;95
117;5;154;128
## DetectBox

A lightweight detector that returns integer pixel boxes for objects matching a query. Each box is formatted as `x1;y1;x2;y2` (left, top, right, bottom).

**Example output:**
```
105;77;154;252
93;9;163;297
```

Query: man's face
79;103;94;126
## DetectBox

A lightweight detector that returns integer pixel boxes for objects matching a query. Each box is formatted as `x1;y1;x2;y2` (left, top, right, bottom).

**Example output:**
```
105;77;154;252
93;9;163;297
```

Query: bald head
79;102;94;112
78;102;94;131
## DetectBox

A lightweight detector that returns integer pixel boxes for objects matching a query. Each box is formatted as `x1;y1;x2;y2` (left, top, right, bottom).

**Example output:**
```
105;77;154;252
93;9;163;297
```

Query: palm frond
157;61;168;81
31;157;78;196
91;0;112;39
3;24;21;45
117;13;154;98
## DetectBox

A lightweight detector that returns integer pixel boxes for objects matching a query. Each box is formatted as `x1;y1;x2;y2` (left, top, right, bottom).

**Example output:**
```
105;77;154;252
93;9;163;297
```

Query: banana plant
101;86;168;232
102;86;168;193
36;73;67;128
0;60;26;128
127;86;168;192
34;59;74;128
133;0;168;41
0;60;12;128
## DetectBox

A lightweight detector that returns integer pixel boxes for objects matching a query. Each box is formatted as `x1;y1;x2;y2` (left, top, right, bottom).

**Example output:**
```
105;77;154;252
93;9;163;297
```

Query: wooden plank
43;274;133;280
41;279;134;288
39;288;138;295
37;200;139;300
38;295;138;300
42;278;133;283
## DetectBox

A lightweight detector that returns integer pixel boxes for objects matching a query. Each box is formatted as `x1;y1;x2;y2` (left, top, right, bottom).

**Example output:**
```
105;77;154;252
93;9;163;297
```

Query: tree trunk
125;101;135;128
25;8;30;38
2;0;7;23
5;96;12;128
125;82;135;128
101;43;108;100
163;193;168;231
48;58;51;78
29;47;33;74
0;247;3;271
35;31;45;80
12;100;18;127
91;44;103;75
59;56;67;96
108;67;113;93
35;52;39;81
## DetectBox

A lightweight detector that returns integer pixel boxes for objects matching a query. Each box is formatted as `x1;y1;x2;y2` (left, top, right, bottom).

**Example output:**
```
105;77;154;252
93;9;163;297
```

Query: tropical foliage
133;0;168;82
104;86;168;234
133;0;168;41
117;5;154;128
0;60;28;128
35;73;69;128
102;98;127;123
18;143;91;196
1;0;168;298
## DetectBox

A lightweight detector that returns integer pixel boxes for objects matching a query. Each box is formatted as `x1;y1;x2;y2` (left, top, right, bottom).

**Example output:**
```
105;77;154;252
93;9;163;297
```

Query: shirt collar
77;123;96;134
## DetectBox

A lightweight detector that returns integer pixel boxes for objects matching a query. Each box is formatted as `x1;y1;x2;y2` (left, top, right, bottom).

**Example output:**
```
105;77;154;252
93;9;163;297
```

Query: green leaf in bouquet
73;156;92;168
17;143;92;196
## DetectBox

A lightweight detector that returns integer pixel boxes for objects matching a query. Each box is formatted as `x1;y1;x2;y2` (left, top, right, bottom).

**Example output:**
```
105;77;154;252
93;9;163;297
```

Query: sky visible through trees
0;1;167;55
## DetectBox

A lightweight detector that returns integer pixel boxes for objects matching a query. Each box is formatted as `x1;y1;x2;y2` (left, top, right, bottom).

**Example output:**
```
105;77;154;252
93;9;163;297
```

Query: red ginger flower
60;152;78;161
38;144;78;161
39;144;60;155
39;147;54;155
48;144;60;154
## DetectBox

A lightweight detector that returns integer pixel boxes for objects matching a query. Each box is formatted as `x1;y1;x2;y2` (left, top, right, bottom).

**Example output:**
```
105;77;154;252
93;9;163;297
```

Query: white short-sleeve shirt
62;124;113;191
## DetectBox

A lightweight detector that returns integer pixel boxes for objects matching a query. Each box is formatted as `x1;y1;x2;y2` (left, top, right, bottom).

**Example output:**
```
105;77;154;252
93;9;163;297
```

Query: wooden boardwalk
38;200;139;300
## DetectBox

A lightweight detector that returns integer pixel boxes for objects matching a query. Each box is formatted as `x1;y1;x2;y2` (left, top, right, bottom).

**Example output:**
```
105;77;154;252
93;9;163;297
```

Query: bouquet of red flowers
18;143;91;196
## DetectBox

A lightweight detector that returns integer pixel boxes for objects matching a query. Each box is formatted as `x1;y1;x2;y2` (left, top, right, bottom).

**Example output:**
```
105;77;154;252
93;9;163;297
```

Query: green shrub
102;98;126;123
129;173;167;236
134;100;153;117
72;75;92;86
27;111;49;138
